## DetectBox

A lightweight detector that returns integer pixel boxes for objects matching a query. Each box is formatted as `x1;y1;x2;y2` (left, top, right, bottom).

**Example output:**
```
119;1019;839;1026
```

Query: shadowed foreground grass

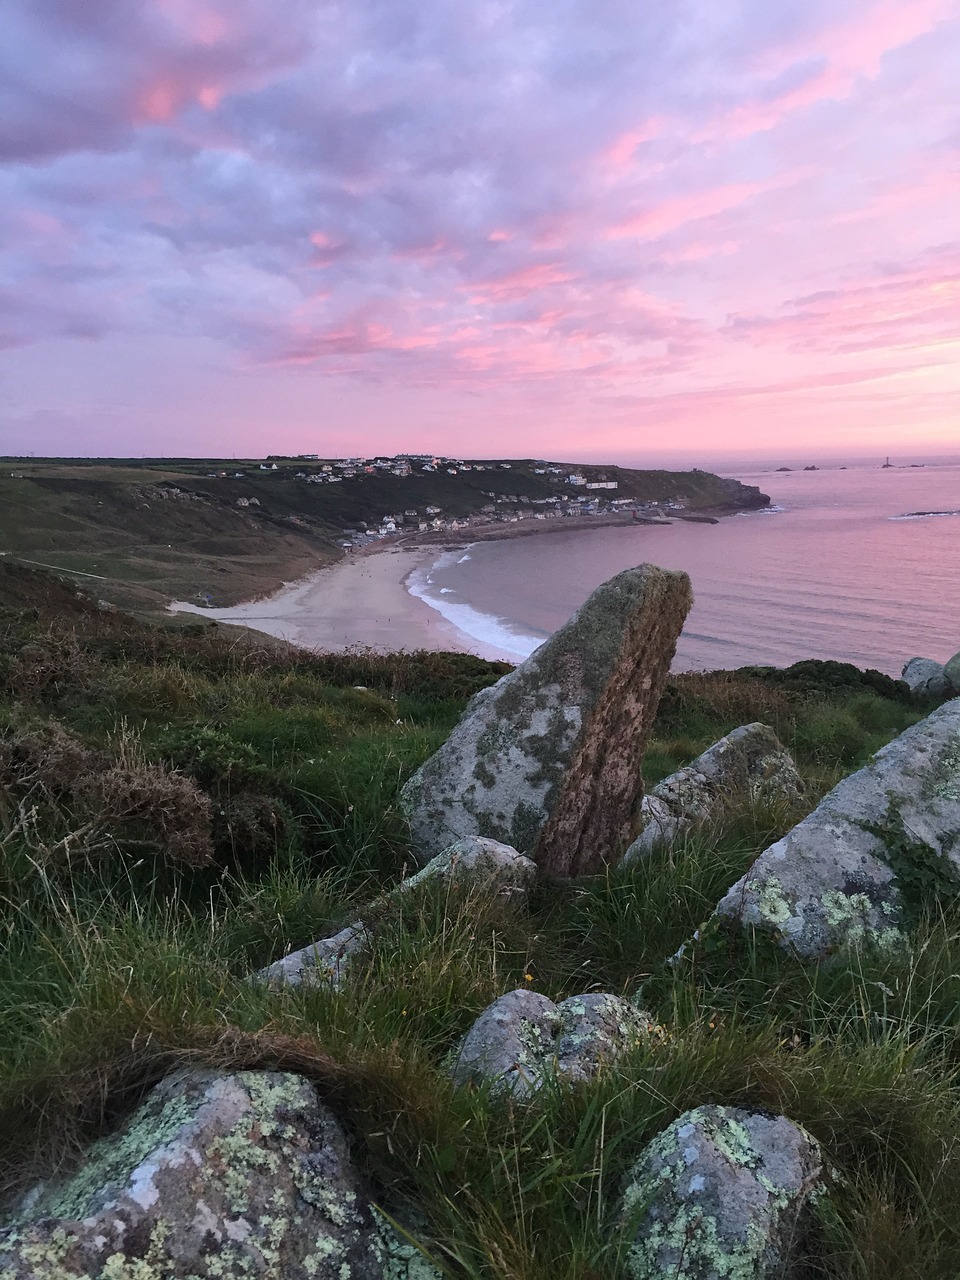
0;563;954;1277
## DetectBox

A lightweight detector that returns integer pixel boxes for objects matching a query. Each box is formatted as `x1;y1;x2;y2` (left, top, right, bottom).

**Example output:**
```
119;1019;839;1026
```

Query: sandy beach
169;545;518;662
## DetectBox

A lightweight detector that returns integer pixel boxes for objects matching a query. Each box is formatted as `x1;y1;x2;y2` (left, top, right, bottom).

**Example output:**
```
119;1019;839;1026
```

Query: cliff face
707;475;771;510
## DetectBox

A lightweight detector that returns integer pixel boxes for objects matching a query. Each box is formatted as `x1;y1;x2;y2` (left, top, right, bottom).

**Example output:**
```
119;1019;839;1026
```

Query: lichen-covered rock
945;651;960;694
0;1068;439;1279
715;699;960;958
401;565;693;876
621;1105;822;1280
451;989;659;1094
624;724;802;861
902;657;948;699
451;989;561;1095
256;922;370;988
399;836;536;900
257;837;535;989
554;993;663;1083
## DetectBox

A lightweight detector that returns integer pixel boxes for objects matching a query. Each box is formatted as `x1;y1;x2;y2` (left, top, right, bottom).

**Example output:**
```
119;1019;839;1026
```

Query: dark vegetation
0;560;957;1277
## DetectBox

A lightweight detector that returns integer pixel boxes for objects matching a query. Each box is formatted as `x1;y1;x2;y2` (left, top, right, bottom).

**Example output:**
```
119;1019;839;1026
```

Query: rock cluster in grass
451;988;663;1094
902;657;951;699
8;566;960;1280
714;697;960;958
623;722;803;862
256;835;535;988
400;563;692;876
902;650;960;699
0;1068;439;1280
620;1106;823;1280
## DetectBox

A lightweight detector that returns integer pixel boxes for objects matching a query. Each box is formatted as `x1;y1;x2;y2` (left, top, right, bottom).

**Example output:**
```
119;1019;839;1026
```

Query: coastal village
209;453;698;549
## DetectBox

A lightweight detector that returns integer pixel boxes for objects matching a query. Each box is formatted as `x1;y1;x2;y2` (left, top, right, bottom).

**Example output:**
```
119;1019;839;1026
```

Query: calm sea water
406;465;960;676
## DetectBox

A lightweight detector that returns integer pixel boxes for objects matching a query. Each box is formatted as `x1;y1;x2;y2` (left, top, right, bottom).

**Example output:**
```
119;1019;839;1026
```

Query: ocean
405;464;960;676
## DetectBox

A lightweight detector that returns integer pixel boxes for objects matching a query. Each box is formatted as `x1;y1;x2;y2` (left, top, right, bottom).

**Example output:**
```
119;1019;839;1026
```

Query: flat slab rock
621;1105;822;1280
401;564;692;876
256;837;535;988
715;698;960;958
625;723;803;861
0;1068;438;1280
451;988;662;1094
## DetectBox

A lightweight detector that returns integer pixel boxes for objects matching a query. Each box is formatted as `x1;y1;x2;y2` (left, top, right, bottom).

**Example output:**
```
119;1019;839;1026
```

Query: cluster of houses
282;455;525;485
337;492;688;549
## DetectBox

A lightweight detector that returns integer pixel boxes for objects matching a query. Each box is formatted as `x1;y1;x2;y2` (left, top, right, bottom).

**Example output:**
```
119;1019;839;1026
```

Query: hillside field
1;561;958;1276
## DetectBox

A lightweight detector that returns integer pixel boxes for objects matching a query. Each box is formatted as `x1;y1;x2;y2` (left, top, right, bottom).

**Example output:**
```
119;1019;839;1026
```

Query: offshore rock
257;836;535;988
714;699;960;958
0;1068;438;1279
901;657;948;699
624;723;803;861
451;989;659;1095
401;565;693;876
621;1105;822;1280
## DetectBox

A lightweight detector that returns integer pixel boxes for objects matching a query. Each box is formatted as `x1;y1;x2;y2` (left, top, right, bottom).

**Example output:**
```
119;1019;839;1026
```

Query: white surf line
0;552;109;580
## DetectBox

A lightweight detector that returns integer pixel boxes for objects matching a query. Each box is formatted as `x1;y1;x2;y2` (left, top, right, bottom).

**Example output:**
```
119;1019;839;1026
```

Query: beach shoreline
167;502;756;660
169;544;521;663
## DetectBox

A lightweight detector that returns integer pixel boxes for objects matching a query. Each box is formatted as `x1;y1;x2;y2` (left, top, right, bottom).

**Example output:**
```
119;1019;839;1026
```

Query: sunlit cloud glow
1;0;958;460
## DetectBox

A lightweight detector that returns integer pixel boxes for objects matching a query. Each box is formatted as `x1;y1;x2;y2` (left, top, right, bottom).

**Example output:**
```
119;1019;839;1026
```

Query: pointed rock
256;837;535;989
401;565;692;876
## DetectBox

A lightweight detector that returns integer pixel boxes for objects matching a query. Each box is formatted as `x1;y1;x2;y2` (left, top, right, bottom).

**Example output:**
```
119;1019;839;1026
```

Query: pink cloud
598;118;665;172
728;249;960;356
608;176;797;241
154;0;231;47
464;262;577;304
690;0;957;145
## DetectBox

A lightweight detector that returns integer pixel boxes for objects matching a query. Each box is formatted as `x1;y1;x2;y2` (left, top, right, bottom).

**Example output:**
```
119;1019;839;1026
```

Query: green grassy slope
1;564;957;1276
0;467;338;612
0;457;767;613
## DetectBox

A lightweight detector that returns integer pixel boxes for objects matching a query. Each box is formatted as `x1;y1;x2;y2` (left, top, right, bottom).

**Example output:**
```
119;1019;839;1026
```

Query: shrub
0;720;215;871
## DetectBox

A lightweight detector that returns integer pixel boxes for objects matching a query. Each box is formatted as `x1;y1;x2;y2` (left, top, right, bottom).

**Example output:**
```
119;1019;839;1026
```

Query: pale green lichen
747;876;793;927
622;1108;816;1280
820;890;902;949
928;730;960;804
0;1070;433;1279
6;1091;195;1224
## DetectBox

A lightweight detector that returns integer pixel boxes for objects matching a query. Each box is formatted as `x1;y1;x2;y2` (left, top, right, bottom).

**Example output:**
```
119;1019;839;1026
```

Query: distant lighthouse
882;456;893;468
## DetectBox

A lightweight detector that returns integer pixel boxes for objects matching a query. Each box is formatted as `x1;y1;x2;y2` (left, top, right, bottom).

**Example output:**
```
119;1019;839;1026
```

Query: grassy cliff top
0;456;767;613
1;565;957;1276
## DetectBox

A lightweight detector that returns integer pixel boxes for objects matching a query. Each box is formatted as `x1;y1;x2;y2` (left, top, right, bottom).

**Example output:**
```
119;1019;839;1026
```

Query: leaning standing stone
620;1106;822;1280
401;565;692;876
0;1069;438;1279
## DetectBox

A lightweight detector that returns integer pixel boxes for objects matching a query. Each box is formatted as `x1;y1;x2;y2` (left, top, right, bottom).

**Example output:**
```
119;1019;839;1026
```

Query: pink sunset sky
1;0;958;464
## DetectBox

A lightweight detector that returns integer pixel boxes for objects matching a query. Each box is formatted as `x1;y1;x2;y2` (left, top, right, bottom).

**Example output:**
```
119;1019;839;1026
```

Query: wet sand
169;545;517;662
